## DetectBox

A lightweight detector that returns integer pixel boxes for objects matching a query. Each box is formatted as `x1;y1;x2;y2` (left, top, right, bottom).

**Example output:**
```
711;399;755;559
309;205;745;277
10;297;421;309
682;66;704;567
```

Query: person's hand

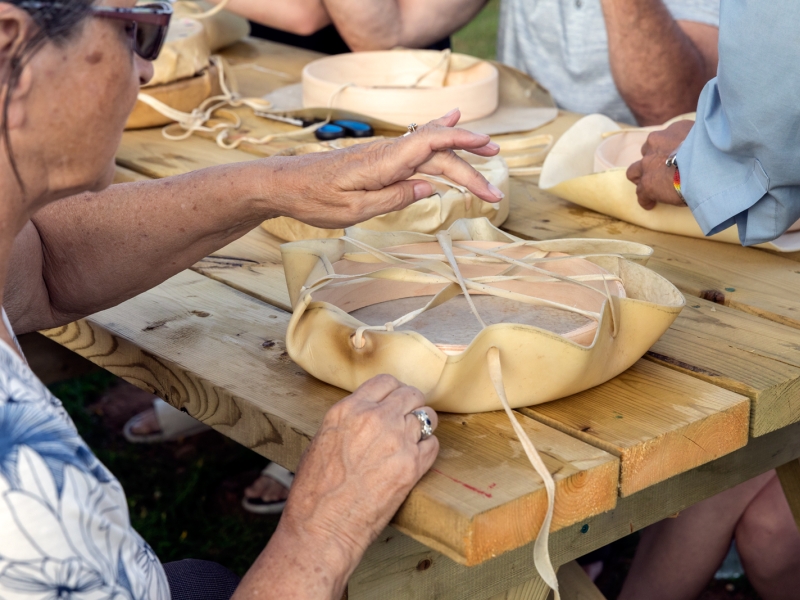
280;375;439;569
626;120;694;210
264;108;503;228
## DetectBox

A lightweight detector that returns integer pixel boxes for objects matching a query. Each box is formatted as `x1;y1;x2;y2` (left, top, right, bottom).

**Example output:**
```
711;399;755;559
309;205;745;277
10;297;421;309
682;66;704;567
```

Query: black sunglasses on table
20;2;173;61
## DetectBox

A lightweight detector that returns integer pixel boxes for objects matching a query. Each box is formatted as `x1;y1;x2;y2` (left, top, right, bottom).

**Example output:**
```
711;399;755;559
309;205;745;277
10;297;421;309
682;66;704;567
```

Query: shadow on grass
50;372;275;577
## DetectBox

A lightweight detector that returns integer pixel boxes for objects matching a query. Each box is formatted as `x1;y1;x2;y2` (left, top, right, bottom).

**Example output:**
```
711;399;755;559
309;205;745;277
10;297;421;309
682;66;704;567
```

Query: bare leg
618;471;773;600
735;473;800;600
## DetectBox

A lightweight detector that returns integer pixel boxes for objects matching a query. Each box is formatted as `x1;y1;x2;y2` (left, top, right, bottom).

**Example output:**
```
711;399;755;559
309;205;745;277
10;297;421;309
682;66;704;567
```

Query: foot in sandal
242;462;294;515
123;398;211;443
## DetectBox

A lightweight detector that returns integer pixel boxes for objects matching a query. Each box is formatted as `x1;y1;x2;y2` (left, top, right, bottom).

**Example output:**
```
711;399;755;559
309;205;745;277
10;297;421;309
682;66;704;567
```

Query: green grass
452;0;501;60
51;373;275;576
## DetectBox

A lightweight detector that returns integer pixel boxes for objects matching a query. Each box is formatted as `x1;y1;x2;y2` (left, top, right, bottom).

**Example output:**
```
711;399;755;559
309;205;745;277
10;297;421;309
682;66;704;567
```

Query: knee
737;503;784;551
735;495;798;581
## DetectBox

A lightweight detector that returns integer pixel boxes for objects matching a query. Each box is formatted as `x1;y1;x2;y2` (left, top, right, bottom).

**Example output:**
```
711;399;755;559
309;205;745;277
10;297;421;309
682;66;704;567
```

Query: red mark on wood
488;483;497;489
432;468;493;498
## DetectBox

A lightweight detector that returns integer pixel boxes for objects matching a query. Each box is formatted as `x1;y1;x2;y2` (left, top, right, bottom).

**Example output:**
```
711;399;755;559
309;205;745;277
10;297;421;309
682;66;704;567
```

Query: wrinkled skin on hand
281;374;440;566
626;120;694;210
267;109;503;229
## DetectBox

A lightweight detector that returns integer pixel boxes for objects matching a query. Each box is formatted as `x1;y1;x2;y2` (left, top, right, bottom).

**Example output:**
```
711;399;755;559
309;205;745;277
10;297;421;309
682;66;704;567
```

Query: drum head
313;240;625;354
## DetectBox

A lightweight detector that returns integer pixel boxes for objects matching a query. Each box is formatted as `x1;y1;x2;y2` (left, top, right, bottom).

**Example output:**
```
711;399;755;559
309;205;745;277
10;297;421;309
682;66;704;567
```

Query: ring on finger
411;409;433;442
404;123;417;137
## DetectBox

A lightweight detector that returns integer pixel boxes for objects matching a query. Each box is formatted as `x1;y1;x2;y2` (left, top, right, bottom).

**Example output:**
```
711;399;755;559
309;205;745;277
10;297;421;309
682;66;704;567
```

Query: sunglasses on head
19;2;173;61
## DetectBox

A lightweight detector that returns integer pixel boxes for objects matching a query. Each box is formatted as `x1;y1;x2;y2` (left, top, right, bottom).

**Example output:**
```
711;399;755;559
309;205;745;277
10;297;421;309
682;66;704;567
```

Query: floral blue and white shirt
0;310;169;600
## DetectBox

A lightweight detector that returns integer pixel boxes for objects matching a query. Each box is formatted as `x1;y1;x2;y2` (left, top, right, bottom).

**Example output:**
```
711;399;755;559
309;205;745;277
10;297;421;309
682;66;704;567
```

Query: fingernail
444;108;459;118
488;183;504;199
413;180;433;200
486;142;500;151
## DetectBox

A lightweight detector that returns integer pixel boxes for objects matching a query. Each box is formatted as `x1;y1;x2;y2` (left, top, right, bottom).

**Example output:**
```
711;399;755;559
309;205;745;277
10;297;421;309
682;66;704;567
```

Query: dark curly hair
4;1;95;190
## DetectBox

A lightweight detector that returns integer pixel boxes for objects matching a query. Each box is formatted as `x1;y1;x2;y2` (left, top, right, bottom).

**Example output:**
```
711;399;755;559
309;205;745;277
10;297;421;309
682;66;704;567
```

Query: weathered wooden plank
117;128;258;178
115;113;800;441
348;419;800;600
44;273;325;466
504;181;800;331
43;270;618;566
503;181;800;436
397;411;618;565
194;226;292;311
113;165;152;184
647;299;800;437
520;360;749;496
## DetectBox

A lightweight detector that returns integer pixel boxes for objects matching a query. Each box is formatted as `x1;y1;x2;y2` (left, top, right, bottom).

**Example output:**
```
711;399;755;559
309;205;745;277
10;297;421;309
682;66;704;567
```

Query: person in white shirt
321;0;719;125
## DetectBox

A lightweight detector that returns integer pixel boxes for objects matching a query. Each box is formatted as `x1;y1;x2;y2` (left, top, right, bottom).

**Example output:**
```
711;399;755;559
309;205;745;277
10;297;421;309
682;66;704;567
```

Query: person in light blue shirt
628;0;800;246
624;3;800;598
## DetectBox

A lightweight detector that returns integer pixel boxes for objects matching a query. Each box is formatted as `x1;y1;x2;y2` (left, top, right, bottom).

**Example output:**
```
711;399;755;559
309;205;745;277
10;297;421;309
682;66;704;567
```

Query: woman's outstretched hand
263;109;503;229
233;375;439;600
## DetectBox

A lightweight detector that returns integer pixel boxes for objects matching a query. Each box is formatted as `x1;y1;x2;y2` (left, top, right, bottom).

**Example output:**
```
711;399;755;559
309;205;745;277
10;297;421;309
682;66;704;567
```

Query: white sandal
241;462;294;515
123;398;212;443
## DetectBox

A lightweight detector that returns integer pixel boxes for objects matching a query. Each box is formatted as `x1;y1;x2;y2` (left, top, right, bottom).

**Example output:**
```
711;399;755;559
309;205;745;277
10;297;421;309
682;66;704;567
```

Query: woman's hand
263;109;503;229
626;120;694;210
283;375;438;562
233;375;438;600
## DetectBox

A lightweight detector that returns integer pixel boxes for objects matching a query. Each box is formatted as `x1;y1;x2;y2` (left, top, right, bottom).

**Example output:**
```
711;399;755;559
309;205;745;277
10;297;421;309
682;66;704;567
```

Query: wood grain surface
504;180;800;436
521;360;749;496
504;180;800;331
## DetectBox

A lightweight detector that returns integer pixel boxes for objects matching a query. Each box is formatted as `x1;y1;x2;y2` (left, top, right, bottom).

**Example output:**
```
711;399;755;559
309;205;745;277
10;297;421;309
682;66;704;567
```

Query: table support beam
776;459;800;532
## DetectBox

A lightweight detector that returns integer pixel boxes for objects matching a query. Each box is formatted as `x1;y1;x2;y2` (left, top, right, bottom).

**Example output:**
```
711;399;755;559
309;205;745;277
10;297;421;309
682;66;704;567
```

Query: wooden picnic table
43;38;800;599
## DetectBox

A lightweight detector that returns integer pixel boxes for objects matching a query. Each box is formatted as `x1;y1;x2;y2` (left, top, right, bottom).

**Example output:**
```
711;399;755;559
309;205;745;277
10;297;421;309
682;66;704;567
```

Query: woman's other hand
233;375;438;600
283;374;438;564
626;120;693;210
263;109;503;229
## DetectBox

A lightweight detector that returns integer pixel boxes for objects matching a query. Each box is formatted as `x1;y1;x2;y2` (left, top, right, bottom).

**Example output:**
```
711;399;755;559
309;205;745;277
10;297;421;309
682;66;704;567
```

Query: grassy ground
452;0;501;60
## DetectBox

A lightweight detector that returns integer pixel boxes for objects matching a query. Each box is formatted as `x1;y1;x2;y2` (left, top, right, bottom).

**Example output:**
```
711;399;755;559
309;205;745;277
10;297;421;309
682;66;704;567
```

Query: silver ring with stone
407;123;417;134
411;409;433;442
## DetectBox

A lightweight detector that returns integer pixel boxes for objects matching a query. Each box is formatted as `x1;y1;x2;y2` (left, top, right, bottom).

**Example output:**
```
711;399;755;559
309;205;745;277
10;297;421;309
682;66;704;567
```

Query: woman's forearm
8;161;273;333
232;520;357;600
6;114;499;334
601;0;718;125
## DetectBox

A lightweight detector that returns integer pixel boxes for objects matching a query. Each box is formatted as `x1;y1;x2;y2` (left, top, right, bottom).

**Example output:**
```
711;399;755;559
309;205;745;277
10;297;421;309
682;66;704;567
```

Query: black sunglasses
20;2;173;61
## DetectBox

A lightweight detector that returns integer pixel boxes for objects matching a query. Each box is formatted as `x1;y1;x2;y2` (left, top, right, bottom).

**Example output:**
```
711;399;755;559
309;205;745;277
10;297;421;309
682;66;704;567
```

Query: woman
0;1;503;598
